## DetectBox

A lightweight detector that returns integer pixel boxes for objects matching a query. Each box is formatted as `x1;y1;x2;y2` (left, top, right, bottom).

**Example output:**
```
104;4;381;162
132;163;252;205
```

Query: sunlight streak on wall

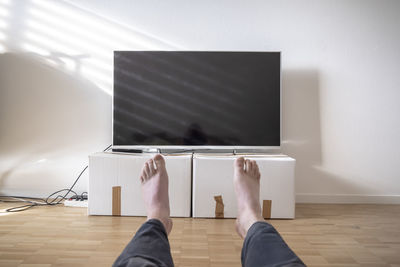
60;57;77;72
27;9;126;53
11;0;179;95
26;19;111;57
0;0;9;50
81;65;112;85
0;6;9;17
0;19;7;29
22;43;49;56
25;32;77;55
31;0;163;50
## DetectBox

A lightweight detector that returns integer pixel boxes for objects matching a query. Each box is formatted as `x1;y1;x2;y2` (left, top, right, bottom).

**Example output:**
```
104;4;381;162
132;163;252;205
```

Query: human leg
113;155;174;267
241;221;305;266
233;157;305;267
113;219;173;267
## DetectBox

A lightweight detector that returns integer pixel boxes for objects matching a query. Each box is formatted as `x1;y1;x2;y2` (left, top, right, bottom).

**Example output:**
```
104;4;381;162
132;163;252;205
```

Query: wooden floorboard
1;203;400;266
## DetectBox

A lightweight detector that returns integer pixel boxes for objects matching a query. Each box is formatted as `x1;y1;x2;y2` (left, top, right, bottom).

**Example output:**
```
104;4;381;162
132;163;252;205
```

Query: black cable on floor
0;144;112;213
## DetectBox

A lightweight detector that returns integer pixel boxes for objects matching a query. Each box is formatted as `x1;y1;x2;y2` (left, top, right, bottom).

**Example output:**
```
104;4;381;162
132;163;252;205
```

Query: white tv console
88;152;295;219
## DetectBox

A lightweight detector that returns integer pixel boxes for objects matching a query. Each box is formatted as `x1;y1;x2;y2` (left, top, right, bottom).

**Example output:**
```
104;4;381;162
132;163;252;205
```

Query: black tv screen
113;51;281;148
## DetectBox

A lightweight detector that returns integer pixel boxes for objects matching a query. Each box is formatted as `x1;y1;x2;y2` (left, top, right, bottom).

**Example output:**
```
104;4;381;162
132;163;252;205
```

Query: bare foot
233;157;264;238
140;154;173;235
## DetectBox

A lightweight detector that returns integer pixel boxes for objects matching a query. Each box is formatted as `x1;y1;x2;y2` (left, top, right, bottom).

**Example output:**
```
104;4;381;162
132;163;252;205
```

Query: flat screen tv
113;51;281;150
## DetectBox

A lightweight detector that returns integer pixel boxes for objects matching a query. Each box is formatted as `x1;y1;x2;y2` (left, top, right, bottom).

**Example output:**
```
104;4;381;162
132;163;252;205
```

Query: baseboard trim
296;193;400;204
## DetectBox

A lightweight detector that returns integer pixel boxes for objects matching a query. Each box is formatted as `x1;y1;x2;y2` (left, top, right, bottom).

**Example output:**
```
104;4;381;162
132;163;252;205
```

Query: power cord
0;144;112;212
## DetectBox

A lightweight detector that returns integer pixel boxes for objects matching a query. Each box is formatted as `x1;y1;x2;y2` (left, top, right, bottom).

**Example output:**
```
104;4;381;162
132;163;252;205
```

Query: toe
141;164;148;181
248;160;254;175
145;162;151;176
148;159;156;174
235;157;245;172
245;159;251;173
154;154;166;170
254;163;261;179
250;160;257;176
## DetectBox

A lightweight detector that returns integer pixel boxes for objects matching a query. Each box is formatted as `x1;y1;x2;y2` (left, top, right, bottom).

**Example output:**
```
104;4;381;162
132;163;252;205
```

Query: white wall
1;0;399;203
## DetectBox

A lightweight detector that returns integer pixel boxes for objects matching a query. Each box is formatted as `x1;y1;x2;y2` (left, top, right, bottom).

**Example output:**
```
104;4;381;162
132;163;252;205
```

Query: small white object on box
64;199;88;208
192;154;295;219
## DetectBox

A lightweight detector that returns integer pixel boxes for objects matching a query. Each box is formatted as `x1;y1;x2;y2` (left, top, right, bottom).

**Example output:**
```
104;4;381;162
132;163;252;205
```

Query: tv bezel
112;51;282;151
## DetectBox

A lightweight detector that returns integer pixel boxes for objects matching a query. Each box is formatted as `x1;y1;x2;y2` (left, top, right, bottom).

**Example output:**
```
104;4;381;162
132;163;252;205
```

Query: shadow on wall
281;70;374;201
0;52;111;195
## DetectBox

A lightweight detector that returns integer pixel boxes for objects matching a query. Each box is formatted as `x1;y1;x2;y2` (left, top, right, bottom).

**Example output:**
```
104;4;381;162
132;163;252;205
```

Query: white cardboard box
88;152;192;217
192;154;295;219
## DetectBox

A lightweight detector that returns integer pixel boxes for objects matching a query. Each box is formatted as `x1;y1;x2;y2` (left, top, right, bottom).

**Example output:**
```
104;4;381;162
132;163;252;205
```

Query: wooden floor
1;203;400;267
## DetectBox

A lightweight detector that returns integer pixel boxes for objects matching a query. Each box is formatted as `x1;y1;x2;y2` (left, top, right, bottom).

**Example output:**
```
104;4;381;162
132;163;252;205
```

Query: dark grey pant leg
241;221;306;267
113;219;174;267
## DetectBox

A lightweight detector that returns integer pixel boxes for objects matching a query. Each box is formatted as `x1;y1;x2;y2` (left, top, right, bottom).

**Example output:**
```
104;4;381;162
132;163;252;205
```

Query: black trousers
113;219;305;267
